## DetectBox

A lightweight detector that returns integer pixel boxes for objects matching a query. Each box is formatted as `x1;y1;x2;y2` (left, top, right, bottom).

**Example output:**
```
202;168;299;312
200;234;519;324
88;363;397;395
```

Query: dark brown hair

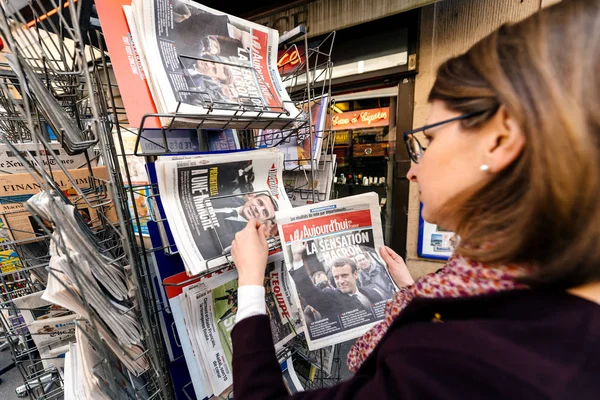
332;258;358;274
429;0;600;288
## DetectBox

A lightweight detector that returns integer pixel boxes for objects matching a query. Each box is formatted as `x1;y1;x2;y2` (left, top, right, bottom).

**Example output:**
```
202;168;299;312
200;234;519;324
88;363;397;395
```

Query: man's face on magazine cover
195;60;231;84
240;194;276;222
200;36;221;56
354;254;372;271
332;264;358;294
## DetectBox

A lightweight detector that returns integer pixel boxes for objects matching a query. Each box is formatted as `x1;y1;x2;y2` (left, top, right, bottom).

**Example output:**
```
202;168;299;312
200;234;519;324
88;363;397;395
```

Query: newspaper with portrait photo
127;0;299;125
276;192;396;349
156;149;292;275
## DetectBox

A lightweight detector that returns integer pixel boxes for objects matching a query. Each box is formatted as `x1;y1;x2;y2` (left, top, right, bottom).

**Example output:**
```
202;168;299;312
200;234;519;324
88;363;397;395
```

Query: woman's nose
406;164;418;183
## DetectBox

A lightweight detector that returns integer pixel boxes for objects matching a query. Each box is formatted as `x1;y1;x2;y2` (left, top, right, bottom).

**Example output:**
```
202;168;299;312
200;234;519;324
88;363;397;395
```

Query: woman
230;0;600;398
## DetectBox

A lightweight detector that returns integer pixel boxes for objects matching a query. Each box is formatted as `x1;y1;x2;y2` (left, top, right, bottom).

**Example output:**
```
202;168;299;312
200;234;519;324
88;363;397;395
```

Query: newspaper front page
180;260;301;397
0;166;117;242
129;0;298;124
156;149;291;275
276;192;396;349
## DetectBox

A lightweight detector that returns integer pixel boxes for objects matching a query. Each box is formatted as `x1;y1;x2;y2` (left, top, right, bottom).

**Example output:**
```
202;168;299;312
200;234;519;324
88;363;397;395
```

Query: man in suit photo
210;193;279;252
172;1;253;61
354;252;396;299
289;241;384;328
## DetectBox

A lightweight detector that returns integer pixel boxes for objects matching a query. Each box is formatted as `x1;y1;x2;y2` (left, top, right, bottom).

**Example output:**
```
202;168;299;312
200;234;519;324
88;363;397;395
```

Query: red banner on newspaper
280;209;372;243
96;0;160;128
252;29;279;109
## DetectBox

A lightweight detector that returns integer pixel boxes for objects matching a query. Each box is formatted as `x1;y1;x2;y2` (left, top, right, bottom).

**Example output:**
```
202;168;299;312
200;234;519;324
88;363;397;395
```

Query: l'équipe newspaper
276;192;397;350
178;260;301;397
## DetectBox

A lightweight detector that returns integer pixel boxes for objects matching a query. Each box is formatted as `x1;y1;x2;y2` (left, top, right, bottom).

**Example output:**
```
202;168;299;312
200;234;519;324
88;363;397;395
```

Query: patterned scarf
346;254;529;372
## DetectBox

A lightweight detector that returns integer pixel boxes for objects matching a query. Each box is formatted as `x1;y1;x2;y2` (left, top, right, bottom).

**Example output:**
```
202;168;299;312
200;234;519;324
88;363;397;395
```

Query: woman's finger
258;224;268;244
379;245;396;266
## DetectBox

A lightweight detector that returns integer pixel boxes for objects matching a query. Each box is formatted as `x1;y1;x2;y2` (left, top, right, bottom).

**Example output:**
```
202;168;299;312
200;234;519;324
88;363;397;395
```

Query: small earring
480;164;490;171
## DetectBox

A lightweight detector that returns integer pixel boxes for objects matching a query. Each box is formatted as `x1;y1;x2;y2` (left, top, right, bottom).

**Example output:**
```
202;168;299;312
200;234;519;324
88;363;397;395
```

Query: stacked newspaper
63;320;147;400
124;0;298;126
12;291;76;370
26;191;148;374
256;95;330;170
173;260;302;397
284;154;337;207
155;149;292;275
276;192;397;349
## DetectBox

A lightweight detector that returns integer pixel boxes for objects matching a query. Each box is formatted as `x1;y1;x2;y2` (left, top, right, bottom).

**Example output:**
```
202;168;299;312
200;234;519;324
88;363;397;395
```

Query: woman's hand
379;246;415;288
231;219;269;286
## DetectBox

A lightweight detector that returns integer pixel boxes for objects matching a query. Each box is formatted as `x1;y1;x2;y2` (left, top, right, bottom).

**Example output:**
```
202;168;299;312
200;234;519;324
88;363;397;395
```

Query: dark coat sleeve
289;265;337;314
231;315;542;400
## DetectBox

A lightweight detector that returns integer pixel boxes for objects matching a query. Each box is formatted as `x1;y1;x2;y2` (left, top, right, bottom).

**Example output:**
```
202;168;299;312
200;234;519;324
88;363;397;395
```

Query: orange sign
330;107;390;130
277;46;305;76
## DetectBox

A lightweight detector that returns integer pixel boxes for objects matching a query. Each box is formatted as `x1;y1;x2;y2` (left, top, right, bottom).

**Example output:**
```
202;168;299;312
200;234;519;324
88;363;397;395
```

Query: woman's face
407;100;491;231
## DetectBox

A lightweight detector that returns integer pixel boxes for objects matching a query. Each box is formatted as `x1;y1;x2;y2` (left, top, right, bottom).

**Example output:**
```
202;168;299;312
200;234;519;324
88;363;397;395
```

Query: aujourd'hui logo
267;163;280;199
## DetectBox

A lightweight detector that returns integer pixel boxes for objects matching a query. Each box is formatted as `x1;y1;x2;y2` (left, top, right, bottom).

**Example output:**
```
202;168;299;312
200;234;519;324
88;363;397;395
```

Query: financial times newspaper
156;149;292;275
128;0;298;124
276;192;396;349
180;260;301;397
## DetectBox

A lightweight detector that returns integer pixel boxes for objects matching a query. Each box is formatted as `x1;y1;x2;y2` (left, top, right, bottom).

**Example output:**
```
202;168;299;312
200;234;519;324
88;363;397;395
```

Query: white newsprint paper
156;149;292;275
129;0;299;126
276;192;396;350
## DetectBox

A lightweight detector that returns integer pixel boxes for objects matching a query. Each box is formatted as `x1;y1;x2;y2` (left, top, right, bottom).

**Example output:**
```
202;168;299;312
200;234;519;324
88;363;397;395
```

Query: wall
252;0;435;37
406;0;553;279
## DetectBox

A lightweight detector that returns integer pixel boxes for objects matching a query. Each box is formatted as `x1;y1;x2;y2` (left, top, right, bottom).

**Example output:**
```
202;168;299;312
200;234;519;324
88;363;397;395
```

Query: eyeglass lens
406;135;423;162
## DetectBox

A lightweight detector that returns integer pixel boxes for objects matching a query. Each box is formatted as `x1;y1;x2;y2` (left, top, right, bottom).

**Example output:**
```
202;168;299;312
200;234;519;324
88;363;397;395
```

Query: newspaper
276;192;396;349
26;192;148;375
0;166;117;242
256;95;329;170
281;357;304;394
156;149;292;275
12;291;76;370
127;0;298;126
0;143;93;174
178;260;301;397
284;154;336;207
65;320;148;399
113;131;153;237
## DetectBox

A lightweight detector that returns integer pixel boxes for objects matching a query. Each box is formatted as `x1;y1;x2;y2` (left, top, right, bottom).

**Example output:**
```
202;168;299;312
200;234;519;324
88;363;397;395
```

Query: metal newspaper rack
100;19;342;397
0;0;168;399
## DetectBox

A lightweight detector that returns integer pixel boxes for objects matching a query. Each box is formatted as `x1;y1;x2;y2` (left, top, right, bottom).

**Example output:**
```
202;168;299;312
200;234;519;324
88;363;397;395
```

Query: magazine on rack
172;260;302;397
256;95;330;170
155;149;292;275
125;0;298;126
276;192;396;349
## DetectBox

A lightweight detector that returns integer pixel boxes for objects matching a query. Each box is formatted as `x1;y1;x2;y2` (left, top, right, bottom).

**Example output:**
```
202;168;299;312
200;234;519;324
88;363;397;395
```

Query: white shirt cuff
235;285;266;324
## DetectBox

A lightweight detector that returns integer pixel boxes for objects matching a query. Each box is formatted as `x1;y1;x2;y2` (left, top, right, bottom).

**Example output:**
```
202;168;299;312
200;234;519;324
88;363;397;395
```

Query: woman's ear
483;105;526;173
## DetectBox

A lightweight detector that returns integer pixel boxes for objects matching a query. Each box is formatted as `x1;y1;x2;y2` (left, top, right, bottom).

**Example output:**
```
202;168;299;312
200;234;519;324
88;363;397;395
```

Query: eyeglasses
403;111;485;163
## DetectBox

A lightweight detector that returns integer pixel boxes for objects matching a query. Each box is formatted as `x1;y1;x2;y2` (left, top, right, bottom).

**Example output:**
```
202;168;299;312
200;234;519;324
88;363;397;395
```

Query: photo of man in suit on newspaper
288;241;384;335
210;193;279;252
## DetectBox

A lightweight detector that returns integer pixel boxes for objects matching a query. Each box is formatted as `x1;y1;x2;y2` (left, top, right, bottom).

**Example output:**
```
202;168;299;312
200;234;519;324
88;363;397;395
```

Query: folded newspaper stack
12;291;76;370
123;0;299;126
156;149;292;275
255;95;330;170
283;154;337;207
276;192;398;350
63;320;147;400
26;191;148;374
172;261;302;398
